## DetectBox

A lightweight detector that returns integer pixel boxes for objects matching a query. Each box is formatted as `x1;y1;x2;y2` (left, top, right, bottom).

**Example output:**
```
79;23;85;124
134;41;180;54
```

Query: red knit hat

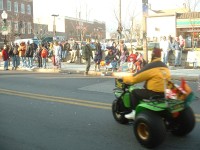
152;48;161;58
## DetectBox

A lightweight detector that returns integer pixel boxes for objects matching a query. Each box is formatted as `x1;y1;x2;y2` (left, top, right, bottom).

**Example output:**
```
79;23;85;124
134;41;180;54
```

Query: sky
33;0;193;32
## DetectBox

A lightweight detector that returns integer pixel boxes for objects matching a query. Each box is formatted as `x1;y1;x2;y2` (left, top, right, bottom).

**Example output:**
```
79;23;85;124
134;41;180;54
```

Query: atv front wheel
134;110;166;148
171;106;195;136
112;99;129;124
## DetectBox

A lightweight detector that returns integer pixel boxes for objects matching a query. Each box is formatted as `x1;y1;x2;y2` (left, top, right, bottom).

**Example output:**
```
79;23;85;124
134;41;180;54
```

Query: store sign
1;26;8;35
179;27;200;32
177;19;200;28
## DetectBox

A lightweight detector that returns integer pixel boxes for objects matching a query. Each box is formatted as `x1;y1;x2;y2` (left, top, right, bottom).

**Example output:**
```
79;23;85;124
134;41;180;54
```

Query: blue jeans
62;51;67;59
4;60;8;70
20;56;26;67
16;56;20;66
12;56;18;68
111;61;117;69
175;50;182;66
42;58;47;68
162;51;169;65
27;57;33;68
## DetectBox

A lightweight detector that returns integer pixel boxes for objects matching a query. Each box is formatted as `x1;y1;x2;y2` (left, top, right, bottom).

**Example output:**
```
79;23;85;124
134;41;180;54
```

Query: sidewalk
0;62;200;81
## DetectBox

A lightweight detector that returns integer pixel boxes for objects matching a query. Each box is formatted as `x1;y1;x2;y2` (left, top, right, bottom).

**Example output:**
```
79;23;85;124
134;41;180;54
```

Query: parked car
14;38;41;46
42;37;53;44
147;42;160;50
135;42;160;50
125;39;138;49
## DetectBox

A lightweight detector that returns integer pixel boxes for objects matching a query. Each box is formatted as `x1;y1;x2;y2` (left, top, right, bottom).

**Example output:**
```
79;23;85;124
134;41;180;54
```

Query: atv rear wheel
171;106;195;136
134;110;166;148
112;99;129;124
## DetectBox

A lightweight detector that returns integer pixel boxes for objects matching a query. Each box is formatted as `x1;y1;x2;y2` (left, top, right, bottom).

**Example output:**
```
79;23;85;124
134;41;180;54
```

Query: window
21;3;25;14
27;4;31;15
7;0;11;11
21;22;25;34
14;21;18;32
27;22;32;34
14;2;18;12
0;0;3;10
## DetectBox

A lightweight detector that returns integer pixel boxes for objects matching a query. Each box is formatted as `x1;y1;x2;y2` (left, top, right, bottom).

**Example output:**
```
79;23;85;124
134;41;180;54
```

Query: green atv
112;78;196;149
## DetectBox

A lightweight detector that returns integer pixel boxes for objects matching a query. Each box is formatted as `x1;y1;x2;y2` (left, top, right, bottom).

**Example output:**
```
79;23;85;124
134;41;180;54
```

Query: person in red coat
127;51;137;73
1;45;9;70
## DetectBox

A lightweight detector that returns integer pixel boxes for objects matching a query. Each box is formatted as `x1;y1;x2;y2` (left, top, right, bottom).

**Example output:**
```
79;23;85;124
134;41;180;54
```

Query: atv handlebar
115;78;130;90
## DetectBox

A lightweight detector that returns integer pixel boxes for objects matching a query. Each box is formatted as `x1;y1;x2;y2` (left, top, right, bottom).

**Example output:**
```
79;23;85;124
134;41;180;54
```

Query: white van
14;38;40;46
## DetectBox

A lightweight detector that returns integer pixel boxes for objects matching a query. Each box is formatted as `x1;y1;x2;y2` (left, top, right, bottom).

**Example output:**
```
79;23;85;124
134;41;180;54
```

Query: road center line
1;88;200;122
0;88;111;110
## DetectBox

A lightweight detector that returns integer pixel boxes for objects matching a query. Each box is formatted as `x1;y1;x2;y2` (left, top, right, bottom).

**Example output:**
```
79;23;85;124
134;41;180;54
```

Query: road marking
0;88;200;122
0;88;111;110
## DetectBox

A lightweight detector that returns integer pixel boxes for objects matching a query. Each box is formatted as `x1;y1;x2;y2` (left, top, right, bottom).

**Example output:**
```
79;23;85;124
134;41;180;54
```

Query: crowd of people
2;35;186;73
160;35;185;67
0;39;147;74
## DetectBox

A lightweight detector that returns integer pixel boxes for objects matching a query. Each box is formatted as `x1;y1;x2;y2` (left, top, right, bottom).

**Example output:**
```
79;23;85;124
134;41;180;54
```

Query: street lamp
1;10;8;45
51;14;59;40
142;0;148;63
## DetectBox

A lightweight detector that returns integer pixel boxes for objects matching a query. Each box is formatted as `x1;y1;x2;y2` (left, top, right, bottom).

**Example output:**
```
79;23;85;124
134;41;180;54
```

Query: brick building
34;16;106;42
0;0;34;45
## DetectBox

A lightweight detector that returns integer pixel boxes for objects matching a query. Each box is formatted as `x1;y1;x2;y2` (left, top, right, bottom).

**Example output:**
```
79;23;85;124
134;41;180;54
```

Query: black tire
134;110;166;149
112;99;129;124
171;106;195;136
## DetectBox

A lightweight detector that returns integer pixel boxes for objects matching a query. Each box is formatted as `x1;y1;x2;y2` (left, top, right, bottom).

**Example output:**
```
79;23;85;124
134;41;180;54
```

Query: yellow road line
0;88;200;122
0;89;111;110
0;88;111;107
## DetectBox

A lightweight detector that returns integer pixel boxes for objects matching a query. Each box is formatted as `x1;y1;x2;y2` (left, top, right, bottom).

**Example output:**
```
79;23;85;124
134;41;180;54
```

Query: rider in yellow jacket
123;48;171;120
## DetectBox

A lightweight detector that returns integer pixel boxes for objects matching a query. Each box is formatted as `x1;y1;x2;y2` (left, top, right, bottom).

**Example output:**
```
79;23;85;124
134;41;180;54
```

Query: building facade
176;12;200;48
34;16;106;42
0;0;34;45
147;8;200;48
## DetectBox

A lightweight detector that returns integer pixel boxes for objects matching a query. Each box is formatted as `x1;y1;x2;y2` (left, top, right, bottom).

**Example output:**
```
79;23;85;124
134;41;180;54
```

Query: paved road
0;74;200;150
1;62;200;81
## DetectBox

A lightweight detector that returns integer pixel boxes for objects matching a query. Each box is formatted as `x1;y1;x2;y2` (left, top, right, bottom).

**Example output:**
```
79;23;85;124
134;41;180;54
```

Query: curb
0;67;199;81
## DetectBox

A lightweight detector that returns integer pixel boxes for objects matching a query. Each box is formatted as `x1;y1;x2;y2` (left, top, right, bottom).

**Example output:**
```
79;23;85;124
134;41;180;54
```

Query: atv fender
136;103;165;114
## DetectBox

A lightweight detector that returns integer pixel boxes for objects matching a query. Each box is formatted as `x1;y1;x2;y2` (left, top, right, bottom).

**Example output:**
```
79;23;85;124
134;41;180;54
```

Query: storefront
176;12;200;48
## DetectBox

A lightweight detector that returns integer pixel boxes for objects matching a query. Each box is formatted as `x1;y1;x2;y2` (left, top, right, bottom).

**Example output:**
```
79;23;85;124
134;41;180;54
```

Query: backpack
41;49;48;58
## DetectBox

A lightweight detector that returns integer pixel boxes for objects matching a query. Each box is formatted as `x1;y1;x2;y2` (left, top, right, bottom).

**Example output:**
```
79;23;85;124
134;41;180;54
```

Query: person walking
82;41;93;75
26;41;34;68
94;42;103;71
41;44;48;69
2;45;9;70
8;44;18;70
160;36;171;65
14;43;20;67
63;40;71;62
172;37;182;67
70;41;79;63
117;40;129;67
36;44;42;68
48;42;56;66
54;41;62;69
18;41;26;67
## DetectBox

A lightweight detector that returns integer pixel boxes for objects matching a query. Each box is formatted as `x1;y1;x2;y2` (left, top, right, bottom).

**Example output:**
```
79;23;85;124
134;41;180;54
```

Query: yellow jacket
123;58;171;93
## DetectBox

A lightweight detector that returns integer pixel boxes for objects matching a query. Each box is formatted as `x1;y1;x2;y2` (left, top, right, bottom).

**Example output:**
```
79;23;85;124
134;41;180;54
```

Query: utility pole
142;0;148;63
52;14;59;40
117;0;122;43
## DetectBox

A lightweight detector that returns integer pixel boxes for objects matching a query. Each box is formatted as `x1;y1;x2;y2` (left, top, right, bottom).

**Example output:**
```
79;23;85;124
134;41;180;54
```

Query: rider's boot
125;110;136;120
